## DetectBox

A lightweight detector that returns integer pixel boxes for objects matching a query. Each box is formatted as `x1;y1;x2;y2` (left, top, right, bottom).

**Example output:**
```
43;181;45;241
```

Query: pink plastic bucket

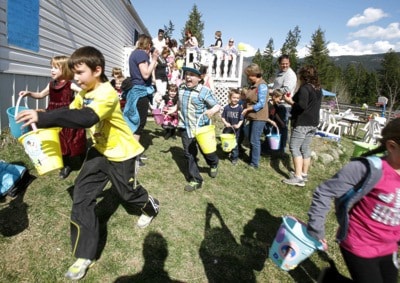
152;109;164;125
266;126;281;150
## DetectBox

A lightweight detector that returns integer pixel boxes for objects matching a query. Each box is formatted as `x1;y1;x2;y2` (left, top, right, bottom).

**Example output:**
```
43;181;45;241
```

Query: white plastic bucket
269;216;323;271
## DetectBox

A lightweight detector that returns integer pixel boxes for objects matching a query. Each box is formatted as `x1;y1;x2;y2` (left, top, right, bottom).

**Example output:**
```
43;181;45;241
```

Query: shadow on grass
114;231;184;283
199;203;276;282
0;170;36;237
199;203;323;282
269;152;293;178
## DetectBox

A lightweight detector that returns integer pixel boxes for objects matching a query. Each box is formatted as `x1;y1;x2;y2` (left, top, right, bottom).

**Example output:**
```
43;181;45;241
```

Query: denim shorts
289;126;317;158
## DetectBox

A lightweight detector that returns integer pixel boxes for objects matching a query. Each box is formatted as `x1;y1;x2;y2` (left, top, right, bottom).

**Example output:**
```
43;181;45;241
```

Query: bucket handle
14;95;29;118
195;113;212;130
267;125;280;136
15;95;37;132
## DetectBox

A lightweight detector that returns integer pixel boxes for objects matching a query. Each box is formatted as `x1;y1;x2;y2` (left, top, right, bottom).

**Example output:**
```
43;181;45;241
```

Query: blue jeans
249;120;266;167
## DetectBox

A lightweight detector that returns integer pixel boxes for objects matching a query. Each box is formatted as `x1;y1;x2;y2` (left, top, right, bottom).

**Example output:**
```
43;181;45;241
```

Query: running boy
178;63;221;192
16;46;160;280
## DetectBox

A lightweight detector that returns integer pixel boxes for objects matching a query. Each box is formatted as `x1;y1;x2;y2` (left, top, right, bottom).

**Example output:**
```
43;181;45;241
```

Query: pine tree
163;21;175;39
262;38;275;83
280;26;301;71
304;27;337;89
379;49;400;116
181;4;204;47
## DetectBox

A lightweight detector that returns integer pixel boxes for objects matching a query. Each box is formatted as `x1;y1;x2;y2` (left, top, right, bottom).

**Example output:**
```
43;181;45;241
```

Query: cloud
347;8;388;27
327;40;398;56
349;23;400;40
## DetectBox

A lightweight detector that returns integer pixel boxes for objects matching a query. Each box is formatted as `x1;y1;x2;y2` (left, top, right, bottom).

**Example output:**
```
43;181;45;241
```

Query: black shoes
59;166;72;179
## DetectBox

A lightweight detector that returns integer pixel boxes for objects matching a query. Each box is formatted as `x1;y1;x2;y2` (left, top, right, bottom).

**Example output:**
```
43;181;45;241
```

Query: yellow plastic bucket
352;141;378;157
194;115;216;154
220;131;237;152
18;126;63;175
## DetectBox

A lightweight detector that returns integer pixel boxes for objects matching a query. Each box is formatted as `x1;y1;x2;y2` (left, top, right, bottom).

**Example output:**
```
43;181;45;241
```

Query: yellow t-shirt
70;82;143;161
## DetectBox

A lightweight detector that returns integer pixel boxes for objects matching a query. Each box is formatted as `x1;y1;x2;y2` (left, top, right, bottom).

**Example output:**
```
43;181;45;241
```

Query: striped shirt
178;84;219;138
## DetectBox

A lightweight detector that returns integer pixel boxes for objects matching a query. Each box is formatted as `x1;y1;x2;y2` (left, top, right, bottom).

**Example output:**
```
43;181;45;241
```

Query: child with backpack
307;117;400;283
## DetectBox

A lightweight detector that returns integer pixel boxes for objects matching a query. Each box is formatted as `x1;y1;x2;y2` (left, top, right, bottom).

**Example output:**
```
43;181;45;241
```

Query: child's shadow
0;172;36;237
114;232;184;283
199;203;256;282
164;146;188;180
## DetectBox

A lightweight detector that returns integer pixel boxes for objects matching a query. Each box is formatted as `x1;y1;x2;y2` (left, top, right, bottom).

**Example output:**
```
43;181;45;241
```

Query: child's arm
204;104;221;118
71;82;82;93
234;120;244;129
19;83;50;99
16;107;99;130
221;117;231;128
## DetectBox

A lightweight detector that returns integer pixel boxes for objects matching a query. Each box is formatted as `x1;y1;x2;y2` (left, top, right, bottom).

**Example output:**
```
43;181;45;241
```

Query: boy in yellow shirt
16;46;159;280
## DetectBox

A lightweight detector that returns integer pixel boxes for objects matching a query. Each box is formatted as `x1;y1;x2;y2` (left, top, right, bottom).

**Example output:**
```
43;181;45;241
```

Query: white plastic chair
362;119;382;144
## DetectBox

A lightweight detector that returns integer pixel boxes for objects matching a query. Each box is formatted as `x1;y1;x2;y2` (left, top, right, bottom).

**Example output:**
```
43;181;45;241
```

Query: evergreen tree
280;26;301;71
180;4;204;47
304;27;337;89
379;49;400;116
262;38;275;83
252;49;264;71
163;21;175;39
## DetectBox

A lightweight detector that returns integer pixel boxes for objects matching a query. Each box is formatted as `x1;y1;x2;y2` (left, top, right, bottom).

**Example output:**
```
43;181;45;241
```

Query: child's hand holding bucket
16;109;39;130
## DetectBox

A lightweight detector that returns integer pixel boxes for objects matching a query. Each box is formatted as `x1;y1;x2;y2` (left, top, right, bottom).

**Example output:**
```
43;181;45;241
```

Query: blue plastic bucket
269;216;323;271
7;96;31;138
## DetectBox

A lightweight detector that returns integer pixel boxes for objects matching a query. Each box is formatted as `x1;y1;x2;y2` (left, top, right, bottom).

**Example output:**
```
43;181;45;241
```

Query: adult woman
242;63;269;168
124;34;158;142
282;65;322;186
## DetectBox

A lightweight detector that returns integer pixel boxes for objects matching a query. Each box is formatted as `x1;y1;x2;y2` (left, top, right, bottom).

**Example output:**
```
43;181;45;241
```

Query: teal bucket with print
269;216;323;271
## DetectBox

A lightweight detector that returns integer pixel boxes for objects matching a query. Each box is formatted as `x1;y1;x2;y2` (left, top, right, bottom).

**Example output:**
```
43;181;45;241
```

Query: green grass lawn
0;120;372;282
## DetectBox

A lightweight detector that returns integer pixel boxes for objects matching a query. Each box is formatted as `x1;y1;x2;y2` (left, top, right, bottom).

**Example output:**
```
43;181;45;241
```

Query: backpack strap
335;156;382;241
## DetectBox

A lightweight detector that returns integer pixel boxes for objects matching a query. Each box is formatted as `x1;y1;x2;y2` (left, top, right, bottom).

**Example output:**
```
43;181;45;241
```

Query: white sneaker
137;214;154;228
64;258;94;280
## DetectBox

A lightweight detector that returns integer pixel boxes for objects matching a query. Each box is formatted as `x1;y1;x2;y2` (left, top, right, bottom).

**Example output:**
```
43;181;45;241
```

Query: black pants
70;148;152;259
341;246;398;283
180;130;218;184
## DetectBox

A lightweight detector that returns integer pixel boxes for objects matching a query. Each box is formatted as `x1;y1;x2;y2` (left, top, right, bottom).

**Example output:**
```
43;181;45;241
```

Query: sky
131;0;400;58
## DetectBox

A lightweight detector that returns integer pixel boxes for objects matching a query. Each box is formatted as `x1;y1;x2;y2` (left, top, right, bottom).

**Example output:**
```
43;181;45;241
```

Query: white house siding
0;0;148;132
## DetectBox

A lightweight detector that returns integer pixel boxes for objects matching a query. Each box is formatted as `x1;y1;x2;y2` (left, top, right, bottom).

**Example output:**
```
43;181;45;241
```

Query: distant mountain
244;52;400;73
330;53;391;72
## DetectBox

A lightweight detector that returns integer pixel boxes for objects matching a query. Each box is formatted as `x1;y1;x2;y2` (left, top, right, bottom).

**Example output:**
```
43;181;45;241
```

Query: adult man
269;54;297;153
152;29;166;53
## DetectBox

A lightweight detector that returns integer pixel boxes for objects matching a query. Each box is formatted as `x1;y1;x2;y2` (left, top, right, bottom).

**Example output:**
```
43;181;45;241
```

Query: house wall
0;0;148;133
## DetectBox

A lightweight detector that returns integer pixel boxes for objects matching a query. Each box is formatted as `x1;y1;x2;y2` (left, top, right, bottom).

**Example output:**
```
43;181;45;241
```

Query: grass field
0;119;370;282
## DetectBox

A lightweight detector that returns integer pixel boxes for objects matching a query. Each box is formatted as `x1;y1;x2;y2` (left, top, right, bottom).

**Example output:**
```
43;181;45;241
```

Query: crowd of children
13;26;400;283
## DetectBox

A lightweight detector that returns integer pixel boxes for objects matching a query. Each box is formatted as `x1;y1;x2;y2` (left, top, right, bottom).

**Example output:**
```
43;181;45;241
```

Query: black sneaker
209;166;218;178
59;166;72;179
139;154;148;160
184;181;202;192
138;159;146;167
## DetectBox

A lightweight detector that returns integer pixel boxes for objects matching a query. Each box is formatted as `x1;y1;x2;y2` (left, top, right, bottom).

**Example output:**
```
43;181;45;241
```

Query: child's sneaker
137;196;159;228
184;181;202;192
137;214;154;228
282;175;305;187
64;258;94;280
209;166;218;178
